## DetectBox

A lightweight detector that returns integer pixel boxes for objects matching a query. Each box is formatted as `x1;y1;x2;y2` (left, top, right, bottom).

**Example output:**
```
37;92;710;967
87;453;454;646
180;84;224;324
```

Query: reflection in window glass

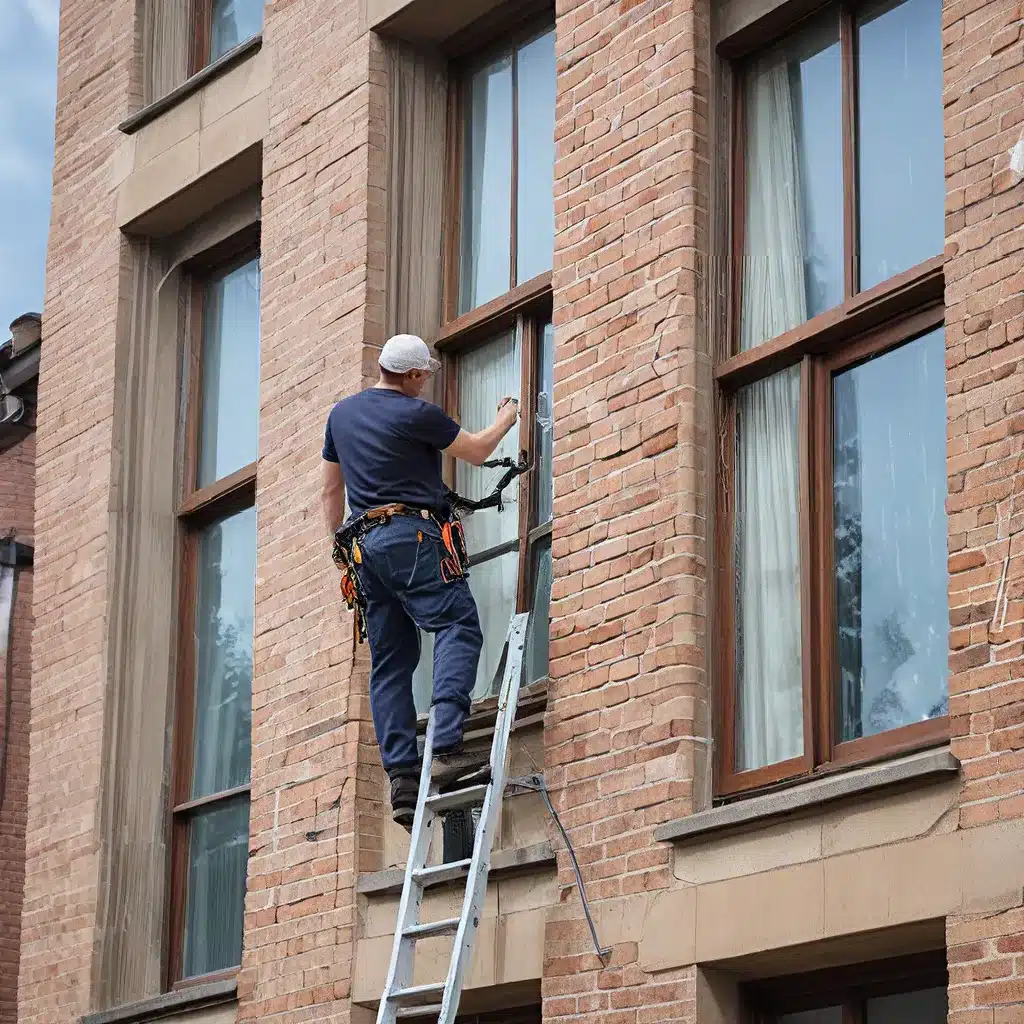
197;257;261;488
857;0;944;291
526;537;552;684
210;0;265;64
455;329;522;553
516;29;557;285
867;987;948;1024
191;506;256;799
460;56;513;314
833;328;948;743
535;320;555;525
182;797;250;978
734;365;803;771
742;10;842;351
779;1009;844;1024
469;550;519;699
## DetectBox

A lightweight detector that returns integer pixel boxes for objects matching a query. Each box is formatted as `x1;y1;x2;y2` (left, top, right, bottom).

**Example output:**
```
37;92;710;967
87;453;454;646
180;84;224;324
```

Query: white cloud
20;0;60;37
0;148;42;184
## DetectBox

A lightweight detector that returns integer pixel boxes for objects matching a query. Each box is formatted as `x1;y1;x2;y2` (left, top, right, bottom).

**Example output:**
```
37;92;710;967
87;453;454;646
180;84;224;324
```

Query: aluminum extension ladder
376;612;530;1024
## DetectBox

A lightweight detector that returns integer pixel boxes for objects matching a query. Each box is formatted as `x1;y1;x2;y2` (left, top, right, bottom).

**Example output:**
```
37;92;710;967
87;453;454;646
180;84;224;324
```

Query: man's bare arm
321;459;345;536
445;398;519;467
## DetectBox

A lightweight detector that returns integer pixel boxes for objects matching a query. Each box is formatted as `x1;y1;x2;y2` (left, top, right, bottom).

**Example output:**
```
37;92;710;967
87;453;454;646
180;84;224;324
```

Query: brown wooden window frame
188;0;263;76
745;951;948;1023
167;237;260;989
432;15;558;695
715;0;948;798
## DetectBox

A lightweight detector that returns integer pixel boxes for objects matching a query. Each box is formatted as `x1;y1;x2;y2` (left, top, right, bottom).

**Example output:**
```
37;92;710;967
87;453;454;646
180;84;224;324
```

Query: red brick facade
0;431;34;1024
13;0;1024;1023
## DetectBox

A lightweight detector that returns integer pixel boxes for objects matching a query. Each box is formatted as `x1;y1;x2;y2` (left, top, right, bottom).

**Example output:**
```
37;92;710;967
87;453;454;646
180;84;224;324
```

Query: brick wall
236;0;384;1020
944;0;1024;1014
0;431;34;1024
543;0;712;1018
18;0;136;1018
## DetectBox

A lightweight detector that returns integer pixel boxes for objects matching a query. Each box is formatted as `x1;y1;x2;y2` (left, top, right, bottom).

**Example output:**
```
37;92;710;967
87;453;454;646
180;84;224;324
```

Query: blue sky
0;0;59;336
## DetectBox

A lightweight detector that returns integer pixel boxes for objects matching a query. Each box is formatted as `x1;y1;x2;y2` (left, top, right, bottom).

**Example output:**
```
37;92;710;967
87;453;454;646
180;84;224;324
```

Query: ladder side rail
377;710;440;1024
436;611;530;1022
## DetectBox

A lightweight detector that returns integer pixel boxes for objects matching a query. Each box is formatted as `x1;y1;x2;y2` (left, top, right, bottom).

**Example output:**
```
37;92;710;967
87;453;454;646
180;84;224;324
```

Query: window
448;24;556;319
190;0;264;72
717;0;946;795
169;250;260;984
412;22;556;712
747;954;948;1023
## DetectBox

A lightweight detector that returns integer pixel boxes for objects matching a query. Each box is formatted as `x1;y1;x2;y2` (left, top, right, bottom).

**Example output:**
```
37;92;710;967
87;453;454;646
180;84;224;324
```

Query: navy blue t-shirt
322;388;461;517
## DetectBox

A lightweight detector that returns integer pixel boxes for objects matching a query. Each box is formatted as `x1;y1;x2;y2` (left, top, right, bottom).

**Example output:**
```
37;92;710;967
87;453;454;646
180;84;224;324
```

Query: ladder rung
403;917;460;940
425;784;488;813
411;858;472;887
390;983;445;1003
395;1005;443;1019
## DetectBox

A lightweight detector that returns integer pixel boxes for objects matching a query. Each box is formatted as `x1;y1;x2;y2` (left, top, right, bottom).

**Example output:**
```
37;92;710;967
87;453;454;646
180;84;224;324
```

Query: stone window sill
81;978;237;1024
654;746;960;845
118;35;263;136
358;840;556;898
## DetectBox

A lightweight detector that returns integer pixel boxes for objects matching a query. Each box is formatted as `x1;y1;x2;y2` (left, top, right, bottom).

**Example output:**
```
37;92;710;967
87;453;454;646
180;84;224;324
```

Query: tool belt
332;504;470;644
332;451;530;643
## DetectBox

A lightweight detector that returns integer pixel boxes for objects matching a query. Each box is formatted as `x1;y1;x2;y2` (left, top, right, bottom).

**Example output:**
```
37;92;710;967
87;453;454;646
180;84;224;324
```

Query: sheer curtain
734;57;806;772
412;330;522;708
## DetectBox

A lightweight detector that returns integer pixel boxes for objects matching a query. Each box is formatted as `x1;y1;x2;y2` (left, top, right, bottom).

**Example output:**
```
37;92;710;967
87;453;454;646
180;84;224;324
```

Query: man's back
322;387;459;518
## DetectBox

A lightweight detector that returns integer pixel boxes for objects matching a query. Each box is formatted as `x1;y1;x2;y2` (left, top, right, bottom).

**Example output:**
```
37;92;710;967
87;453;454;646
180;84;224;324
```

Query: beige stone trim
116;48;269;233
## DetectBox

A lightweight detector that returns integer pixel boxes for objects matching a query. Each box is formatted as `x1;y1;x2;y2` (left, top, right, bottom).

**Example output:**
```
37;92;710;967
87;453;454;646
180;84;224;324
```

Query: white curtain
412;329;522;709
734;58;807;771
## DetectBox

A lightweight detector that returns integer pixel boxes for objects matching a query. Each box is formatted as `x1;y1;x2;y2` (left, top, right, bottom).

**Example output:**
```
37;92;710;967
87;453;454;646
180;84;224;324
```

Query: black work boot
431;746;491;792
390;776;418;831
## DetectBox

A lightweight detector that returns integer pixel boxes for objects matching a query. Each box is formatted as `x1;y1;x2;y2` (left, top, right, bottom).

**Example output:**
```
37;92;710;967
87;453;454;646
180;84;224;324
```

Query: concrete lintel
81;979;237;1024
655;747;960;845
357;840;556;896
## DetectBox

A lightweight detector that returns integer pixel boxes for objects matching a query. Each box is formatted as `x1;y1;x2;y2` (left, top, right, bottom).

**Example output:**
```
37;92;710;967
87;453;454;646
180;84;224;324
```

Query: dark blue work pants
356;515;483;779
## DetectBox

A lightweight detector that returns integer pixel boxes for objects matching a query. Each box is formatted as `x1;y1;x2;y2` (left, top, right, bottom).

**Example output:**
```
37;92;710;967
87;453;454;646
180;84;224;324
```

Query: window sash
442;18;557;326
716;304;947;797
731;0;944;360
189;0;264;74
747;952;948;1022
169;254;260;987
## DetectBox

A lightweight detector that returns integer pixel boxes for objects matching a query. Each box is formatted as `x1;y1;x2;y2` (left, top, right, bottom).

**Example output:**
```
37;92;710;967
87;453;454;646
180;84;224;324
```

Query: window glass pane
779;1009;843;1024
460;55;513;314
469;551;520;699
833;327;948;742
526;537;552;684
867;987;948;1024
742;10;842;351
516;28;556;285
197;257;261;488
456;329;522;553
535;319;555;526
857;0;944;291
412;631;433;715
210;0;264;64
182;797;249;978
192;506;256;798
734;365;803;771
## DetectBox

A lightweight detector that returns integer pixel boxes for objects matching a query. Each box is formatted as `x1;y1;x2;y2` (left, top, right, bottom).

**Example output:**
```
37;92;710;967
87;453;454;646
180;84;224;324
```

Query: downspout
0;536;33;812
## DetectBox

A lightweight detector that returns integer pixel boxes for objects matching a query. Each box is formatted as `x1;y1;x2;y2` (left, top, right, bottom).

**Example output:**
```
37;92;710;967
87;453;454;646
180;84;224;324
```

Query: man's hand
497;397;519;432
446;398;521;467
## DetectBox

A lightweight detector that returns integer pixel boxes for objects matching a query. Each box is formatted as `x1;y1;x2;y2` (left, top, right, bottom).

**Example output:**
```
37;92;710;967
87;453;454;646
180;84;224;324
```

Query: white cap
379;334;440;374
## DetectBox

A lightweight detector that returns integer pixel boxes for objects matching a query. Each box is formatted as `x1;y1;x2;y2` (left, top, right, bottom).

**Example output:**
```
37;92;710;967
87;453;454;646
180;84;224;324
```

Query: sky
0;0;59;337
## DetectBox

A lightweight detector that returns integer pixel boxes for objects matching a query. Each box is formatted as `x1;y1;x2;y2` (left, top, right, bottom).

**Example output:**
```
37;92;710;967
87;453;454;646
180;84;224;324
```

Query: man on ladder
321;333;520;830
